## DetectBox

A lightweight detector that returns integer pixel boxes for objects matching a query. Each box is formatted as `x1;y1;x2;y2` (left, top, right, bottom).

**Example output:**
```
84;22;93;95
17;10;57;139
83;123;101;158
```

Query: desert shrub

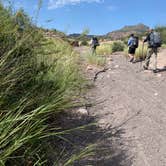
96;43;112;55
86;53;106;66
0;3;87;165
80;40;89;46
112;41;125;53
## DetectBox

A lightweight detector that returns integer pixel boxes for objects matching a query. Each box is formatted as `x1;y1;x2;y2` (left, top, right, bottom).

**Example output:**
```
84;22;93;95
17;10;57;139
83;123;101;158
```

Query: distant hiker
143;29;162;72
128;34;139;62
90;37;100;55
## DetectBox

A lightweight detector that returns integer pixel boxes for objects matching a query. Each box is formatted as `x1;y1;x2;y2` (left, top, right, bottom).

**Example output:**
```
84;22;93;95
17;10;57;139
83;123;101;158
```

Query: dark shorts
128;47;136;54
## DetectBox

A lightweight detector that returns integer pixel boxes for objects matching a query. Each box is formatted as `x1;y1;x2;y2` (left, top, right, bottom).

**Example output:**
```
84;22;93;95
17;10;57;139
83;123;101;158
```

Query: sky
3;0;166;35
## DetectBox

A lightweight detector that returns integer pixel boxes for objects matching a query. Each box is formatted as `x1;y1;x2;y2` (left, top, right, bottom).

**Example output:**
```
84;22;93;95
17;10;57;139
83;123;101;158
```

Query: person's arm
144;34;150;43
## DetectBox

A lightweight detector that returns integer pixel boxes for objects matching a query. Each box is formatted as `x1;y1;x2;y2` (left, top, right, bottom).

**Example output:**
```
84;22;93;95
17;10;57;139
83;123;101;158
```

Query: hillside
107;23;149;40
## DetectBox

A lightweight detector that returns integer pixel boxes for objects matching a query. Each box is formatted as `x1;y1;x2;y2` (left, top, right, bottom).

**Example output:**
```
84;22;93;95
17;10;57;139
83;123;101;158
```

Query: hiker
143;29;161;72
128;34;138;62
90;37;99;55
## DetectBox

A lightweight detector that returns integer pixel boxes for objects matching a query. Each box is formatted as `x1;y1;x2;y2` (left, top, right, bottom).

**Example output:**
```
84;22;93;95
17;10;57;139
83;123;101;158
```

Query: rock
154;92;158;96
86;65;93;71
157;74;162;77
107;57;113;61
77;108;88;115
115;65;119;68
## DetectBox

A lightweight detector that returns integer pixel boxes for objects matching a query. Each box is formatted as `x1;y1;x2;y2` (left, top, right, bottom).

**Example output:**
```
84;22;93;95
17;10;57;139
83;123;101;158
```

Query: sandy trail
85;49;166;166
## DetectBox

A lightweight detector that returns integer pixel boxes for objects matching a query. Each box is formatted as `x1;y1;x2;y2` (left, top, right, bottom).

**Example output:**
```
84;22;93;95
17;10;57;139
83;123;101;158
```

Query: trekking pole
140;42;144;69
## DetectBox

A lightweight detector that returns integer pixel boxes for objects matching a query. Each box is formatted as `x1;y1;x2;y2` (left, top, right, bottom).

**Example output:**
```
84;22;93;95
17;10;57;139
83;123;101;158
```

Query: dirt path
85;49;166;166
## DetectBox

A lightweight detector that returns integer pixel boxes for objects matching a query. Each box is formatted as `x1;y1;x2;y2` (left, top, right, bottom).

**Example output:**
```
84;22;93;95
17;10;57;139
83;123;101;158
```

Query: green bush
0;3;85;165
80;40;89;46
112;41;125;53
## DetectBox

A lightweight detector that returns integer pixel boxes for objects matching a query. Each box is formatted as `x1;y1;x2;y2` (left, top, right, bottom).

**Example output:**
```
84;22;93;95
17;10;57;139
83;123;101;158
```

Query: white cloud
48;0;104;9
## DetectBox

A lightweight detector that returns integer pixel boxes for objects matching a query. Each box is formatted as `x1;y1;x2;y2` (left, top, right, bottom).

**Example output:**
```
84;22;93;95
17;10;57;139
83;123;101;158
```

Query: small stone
108;57;113;61
86;65;93;70
108;61;111;65
154;93;158;96
77;108;88;115
157;74;162;77
115;65;119;68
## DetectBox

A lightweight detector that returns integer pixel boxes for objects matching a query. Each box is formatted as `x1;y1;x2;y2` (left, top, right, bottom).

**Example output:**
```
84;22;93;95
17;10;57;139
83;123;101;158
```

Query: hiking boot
153;69;158;73
143;65;148;70
129;57;134;62
132;60;137;63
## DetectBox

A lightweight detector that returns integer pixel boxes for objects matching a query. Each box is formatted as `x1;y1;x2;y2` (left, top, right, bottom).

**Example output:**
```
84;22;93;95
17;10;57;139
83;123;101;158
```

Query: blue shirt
128;37;134;47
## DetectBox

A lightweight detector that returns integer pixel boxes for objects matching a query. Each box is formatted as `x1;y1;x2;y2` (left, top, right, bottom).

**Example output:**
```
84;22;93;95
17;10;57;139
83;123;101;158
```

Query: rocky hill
107;23;149;40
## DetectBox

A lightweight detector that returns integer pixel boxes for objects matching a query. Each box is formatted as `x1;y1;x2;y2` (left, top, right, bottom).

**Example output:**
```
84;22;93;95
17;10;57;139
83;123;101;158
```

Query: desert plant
0;3;87;165
96;43;112;55
112;41;125;53
135;44;148;60
86;53;106;66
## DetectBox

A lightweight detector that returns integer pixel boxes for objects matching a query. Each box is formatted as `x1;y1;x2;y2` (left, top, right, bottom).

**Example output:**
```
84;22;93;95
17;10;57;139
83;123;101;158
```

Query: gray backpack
149;32;161;47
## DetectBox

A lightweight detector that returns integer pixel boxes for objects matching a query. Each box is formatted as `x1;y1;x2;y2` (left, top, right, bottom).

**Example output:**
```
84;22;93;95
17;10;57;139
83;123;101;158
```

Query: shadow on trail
47;112;132;166
155;66;166;73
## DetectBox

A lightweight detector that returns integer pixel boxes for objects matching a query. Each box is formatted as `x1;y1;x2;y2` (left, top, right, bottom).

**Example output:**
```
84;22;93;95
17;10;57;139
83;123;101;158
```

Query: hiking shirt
128;37;135;47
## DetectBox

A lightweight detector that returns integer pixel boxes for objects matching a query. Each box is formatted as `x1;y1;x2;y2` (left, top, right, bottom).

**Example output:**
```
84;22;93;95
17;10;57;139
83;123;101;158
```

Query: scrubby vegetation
86;53;106;67
112;41;125;53
96;43;112;55
0;3;91;165
134;44;148;60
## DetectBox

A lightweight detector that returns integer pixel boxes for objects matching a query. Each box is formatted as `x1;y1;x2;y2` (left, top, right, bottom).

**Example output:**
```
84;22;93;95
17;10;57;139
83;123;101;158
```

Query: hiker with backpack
143;29;161;72
128;34;139;62
90;37;100;55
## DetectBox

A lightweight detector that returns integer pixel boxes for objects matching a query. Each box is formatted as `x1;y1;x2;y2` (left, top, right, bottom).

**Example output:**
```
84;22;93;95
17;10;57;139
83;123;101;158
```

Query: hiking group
128;29;162;72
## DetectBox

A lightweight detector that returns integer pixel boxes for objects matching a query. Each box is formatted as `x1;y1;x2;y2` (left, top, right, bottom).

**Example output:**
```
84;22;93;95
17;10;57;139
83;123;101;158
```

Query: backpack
92;38;100;47
149;32;162;47
130;37;139;48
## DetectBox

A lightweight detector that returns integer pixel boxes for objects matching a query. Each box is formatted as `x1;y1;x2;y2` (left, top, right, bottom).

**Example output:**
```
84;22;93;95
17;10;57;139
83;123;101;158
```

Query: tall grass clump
135;44;148;60
0;3;85;165
86;53;106;67
96;43;112;55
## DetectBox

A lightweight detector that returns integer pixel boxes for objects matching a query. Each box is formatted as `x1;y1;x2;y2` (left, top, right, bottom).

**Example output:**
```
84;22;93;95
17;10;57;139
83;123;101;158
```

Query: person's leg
153;48;158;71
91;46;95;55
132;48;136;62
94;46;97;55
129;54;134;62
144;48;153;69
128;47;134;62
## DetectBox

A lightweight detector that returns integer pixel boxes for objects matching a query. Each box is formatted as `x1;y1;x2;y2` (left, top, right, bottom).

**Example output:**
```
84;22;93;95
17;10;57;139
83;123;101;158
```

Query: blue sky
3;0;166;35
